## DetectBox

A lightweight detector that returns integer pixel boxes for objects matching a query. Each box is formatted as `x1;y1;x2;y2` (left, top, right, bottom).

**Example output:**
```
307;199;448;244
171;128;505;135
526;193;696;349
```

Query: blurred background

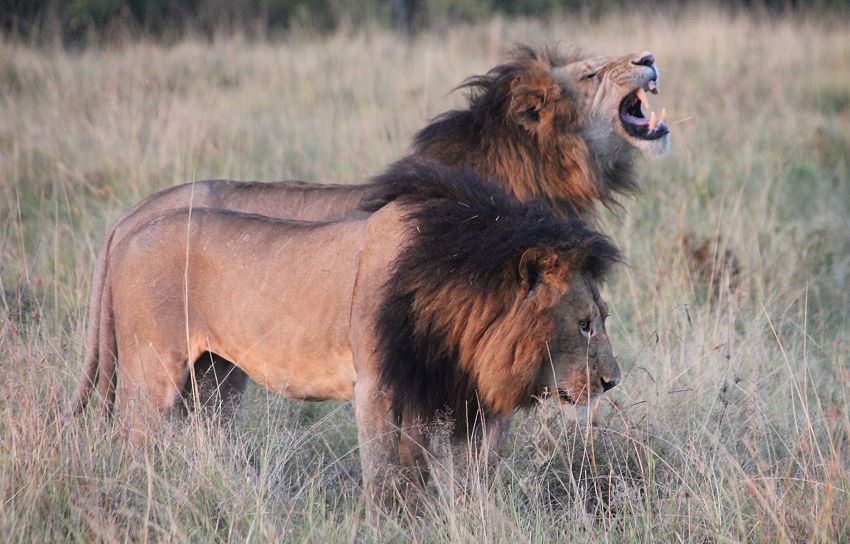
3;0;849;43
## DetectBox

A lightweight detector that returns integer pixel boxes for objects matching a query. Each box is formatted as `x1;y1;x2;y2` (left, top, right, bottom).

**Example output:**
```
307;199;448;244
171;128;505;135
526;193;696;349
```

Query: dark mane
368;160;621;431
416;45;572;151
407;44;637;221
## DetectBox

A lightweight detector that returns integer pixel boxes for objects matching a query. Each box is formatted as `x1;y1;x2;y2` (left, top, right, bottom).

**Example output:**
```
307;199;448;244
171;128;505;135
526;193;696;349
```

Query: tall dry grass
1;6;849;542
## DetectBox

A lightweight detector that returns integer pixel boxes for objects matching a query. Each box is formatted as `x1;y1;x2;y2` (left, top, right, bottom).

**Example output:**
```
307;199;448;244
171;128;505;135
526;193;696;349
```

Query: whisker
669;115;695;125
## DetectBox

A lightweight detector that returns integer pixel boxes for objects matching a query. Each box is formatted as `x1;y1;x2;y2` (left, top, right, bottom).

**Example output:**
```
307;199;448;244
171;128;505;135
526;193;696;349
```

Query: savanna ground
2;5;850;542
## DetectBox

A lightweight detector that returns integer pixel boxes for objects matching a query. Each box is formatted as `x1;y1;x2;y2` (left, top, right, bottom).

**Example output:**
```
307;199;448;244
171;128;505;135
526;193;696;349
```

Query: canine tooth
649;111;657;129
636;88;649;109
660;108;667;124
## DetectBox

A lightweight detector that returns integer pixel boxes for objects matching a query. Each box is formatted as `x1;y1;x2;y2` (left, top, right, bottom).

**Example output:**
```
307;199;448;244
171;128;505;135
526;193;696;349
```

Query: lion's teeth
649;111;657;130
660;108;667;124
636;88;649;110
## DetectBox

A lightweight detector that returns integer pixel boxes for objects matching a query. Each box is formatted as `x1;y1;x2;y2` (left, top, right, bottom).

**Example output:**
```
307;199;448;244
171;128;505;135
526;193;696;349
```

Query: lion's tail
95;275;118;415
66;227;117;417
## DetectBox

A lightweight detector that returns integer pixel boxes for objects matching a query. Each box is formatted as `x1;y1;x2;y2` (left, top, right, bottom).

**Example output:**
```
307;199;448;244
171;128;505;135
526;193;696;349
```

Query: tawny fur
70;44;661;416
82;163;621;492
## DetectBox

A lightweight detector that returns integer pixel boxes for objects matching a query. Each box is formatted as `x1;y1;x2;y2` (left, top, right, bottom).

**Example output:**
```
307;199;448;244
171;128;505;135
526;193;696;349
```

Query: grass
2;5;850;542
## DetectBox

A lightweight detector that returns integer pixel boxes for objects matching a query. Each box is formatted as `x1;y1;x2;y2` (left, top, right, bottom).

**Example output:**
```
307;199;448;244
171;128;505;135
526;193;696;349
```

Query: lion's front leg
478;415;511;468
398;412;430;485
353;377;399;504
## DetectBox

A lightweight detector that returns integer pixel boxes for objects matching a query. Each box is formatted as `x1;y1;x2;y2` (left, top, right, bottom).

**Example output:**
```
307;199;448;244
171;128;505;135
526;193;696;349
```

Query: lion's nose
632;52;655;67
600;363;621;392
600;376;618;392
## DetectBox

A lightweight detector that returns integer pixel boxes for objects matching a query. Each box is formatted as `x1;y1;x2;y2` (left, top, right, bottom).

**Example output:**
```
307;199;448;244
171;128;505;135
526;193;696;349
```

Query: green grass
2;6;850;542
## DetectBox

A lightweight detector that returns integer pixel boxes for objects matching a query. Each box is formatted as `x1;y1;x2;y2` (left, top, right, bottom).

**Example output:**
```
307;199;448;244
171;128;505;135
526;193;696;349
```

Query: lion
80;161;621;494
70;44;662;416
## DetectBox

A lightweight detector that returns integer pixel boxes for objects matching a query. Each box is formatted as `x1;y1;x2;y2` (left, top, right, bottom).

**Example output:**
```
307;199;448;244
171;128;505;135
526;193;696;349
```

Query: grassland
2;5;850;542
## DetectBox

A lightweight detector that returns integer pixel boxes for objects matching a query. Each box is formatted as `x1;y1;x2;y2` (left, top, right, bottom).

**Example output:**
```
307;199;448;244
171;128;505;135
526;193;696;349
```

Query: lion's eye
579;320;591;334
581;71;597;80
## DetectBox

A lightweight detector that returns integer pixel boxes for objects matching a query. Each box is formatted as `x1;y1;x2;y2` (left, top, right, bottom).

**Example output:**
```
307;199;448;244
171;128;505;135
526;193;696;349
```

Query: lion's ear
518;247;570;303
508;72;561;132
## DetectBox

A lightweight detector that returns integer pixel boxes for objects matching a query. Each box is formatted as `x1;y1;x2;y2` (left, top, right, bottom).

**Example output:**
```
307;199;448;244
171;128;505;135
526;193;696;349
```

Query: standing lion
78;161;622;496
71;45;665;417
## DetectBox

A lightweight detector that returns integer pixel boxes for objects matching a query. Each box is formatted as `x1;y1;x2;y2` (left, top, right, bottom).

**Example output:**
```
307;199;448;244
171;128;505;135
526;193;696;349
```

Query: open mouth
619;79;669;141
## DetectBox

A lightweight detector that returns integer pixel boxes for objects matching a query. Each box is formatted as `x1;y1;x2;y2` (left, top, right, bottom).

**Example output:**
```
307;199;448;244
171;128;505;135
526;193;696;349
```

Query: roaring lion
70;45;663;415
80;161;621;491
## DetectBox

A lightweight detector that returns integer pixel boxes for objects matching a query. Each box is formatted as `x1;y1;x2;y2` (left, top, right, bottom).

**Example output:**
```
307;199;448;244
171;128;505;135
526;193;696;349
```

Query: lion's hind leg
115;342;195;444
180;352;248;422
